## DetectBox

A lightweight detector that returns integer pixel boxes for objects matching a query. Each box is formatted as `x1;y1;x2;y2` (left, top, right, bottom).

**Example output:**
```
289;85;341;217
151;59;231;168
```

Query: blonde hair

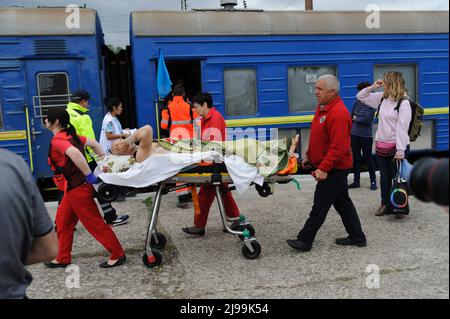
383;71;406;101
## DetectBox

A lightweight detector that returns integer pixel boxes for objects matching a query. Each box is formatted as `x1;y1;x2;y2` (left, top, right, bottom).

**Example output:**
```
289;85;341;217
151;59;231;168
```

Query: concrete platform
27;173;449;299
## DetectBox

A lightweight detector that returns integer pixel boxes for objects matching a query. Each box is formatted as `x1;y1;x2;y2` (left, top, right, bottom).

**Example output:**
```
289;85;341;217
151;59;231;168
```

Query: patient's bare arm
289;134;300;155
111;125;154;162
111;125;152;159
111;139;137;156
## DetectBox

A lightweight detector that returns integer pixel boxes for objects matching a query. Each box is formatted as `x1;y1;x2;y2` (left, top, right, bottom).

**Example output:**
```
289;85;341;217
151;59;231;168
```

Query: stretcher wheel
150;232;167;250
142;250;163;268
238;224;256;240
255;183;272;197
242;241;261;259
97;183;120;202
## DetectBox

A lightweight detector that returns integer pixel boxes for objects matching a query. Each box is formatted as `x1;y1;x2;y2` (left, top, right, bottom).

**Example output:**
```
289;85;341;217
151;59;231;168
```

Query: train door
0;61;33;170
25;59;80;179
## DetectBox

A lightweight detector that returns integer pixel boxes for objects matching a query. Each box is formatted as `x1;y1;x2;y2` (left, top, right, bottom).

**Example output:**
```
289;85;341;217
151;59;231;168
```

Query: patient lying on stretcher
98;124;300;175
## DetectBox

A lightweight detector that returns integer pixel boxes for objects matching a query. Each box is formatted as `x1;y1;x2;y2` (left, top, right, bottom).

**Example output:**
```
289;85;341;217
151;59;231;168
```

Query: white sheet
98;151;264;195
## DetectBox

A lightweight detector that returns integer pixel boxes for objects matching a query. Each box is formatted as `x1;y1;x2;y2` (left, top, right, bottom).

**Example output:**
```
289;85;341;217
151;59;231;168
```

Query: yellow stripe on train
226;107;449;127
0;130;27;141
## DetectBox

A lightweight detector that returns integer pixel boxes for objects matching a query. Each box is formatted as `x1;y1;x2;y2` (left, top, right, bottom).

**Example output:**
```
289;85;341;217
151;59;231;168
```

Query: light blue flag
157;50;172;99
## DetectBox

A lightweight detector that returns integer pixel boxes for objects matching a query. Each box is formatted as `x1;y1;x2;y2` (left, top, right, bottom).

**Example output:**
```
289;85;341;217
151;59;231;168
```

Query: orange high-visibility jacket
161;96;199;139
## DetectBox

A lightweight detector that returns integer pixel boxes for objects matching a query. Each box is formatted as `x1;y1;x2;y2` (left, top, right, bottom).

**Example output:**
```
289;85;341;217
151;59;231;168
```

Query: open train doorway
157;60;202;138
102;45;137;129
166;60;202;101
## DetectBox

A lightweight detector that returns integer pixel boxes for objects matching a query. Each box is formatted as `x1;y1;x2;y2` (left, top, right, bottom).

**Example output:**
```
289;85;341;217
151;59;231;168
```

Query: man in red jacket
287;74;367;252
182;92;240;236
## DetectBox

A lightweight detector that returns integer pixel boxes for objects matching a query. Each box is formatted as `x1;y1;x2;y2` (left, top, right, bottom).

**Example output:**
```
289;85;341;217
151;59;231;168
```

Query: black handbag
385;160;410;215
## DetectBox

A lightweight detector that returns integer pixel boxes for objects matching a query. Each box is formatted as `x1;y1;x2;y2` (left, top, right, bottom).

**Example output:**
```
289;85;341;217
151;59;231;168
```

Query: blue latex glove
85;172;100;184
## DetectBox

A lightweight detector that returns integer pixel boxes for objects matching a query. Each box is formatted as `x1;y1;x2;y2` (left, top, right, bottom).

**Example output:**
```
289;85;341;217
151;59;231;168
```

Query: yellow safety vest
66;102;96;162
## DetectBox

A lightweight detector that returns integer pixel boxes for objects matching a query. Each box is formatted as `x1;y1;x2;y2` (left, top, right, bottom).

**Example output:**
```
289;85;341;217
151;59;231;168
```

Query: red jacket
200;107;226;142
306;96;353;172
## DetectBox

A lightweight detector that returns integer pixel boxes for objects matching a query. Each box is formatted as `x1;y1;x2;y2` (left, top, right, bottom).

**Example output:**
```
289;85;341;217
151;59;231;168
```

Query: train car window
374;64;417;101
288;66;337;112
224;69;257;116
36;72;70;125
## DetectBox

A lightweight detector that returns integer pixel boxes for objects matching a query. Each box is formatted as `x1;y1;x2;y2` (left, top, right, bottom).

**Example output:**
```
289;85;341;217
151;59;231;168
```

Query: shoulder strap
395;97;407;112
375;98;384;118
71;108;86;116
47;141;64;173
47;143;55;167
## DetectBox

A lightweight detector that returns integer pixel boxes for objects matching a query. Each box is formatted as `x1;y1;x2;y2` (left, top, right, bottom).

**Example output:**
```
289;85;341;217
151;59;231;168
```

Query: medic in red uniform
44;107;126;268
182;92;241;236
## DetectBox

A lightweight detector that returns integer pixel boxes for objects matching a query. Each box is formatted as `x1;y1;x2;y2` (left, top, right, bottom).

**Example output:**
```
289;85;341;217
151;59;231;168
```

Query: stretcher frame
97;167;293;268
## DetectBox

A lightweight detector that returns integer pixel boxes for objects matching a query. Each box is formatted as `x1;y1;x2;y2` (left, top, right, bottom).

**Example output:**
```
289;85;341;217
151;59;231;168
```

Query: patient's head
111;140;135;155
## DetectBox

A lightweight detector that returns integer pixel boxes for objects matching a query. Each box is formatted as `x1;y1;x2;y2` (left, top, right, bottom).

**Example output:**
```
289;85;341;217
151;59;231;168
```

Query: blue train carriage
0;8;106;188
130;10;448;155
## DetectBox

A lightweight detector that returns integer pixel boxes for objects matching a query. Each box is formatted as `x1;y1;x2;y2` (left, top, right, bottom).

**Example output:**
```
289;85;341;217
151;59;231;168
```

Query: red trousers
55;183;124;264
194;184;240;228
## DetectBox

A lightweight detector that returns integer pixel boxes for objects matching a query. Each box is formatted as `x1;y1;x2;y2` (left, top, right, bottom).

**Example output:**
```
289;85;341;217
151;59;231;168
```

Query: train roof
0;7;98;36
132;10;449;37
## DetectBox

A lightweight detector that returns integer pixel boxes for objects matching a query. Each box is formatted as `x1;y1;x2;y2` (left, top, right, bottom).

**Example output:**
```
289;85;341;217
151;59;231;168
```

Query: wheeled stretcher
97;162;294;268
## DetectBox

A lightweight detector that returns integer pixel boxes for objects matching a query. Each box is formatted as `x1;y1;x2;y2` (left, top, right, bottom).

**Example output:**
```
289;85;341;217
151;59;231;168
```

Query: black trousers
297;169;366;248
88;160;117;223
351;135;376;183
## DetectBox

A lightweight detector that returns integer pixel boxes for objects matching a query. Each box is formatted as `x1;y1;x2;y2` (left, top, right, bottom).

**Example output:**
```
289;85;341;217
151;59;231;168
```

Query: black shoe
286;239;311;252
99;255;126;268
375;205;386;216
348;182;360;189
177;200;189;209
182;226;205;236
107;215;129;227
44;261;70;269
335;236;367;247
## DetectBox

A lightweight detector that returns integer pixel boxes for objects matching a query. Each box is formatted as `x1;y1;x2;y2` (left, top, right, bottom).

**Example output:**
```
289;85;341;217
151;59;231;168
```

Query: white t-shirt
100;112;123;154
